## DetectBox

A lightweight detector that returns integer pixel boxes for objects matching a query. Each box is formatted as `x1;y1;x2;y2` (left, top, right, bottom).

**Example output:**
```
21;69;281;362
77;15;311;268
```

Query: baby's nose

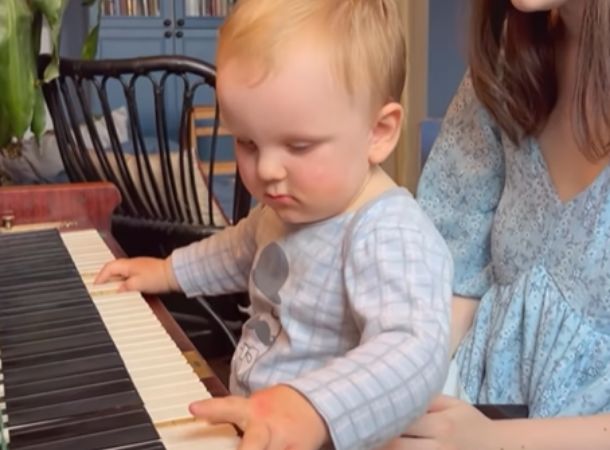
257;153;286;181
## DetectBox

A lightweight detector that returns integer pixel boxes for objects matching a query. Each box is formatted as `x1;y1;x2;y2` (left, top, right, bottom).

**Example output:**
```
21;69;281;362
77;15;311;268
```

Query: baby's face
217;45;376;225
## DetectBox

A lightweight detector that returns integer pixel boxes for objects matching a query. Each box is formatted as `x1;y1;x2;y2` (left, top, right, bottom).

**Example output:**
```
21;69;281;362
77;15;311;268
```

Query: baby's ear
368;101;404;165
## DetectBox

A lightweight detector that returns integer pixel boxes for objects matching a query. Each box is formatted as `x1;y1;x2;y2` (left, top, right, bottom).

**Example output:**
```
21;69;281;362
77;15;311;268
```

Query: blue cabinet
92;1;227;62
90;1;233;144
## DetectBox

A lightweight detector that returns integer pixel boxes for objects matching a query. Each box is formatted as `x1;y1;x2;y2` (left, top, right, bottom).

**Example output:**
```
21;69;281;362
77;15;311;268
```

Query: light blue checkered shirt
172;188;452;450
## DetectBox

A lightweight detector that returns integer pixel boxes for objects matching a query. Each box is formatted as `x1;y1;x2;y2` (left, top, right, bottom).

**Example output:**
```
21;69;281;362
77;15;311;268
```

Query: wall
427;0;468;118
392;0;429;191
41;0;88;57
60;0;89;58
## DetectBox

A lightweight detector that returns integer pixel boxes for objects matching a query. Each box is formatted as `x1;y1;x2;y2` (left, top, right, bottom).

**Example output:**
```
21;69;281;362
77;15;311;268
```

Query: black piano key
7;380;140;424
8;407;160;450
113;443;166;450
0;279;83;298
0;261;78;284
0;314;102;336
0;249;73;266
0;299;96;321
3;351;126;385
0;230;162;450
0;279;85;297
2;330;112;360
0;256;75;277
0;304;100;329
7;390;145;426
0;321;108;346
6;367;130;399
0;287;89;310
2;342;121;376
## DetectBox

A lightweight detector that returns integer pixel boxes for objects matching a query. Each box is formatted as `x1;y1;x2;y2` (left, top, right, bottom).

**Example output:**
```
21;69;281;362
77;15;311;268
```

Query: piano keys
0;183;239;449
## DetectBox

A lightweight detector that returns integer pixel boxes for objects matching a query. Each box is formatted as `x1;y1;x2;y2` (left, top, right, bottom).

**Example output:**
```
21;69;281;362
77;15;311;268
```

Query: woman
393;0;610;448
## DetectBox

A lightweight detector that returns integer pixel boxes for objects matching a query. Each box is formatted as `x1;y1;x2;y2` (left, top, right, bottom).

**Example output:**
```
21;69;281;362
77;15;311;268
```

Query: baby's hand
189;385;329;450
94;257;179;293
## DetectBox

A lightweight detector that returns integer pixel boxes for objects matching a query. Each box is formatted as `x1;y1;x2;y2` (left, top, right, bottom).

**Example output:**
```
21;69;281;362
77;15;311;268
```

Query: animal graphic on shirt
233;242;289;391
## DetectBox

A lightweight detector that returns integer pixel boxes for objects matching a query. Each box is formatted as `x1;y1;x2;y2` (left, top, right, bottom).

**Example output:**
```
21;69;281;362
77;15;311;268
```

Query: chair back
39;54;251;254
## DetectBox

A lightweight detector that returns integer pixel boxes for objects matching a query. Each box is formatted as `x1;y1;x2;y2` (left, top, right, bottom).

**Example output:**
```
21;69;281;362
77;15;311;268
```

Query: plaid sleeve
171;205;264;296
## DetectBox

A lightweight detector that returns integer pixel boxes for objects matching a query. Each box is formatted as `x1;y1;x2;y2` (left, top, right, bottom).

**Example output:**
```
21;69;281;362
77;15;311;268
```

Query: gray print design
234;243;289;392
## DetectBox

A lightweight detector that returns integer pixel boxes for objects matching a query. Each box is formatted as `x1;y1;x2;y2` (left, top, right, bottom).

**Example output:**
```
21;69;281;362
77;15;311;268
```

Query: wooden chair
189;104;236;176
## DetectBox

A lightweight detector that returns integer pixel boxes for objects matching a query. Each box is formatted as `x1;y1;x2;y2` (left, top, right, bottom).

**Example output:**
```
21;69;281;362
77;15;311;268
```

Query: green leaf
0;0;36;145
0;0;12;147
31;11;43;57
81;0;100;59
81;23;99;60
31;86;46;143
30;0;66;23
31;0;69;82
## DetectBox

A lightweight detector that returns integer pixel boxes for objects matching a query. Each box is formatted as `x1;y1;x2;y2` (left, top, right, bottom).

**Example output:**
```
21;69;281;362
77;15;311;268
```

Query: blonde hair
217;0;407;108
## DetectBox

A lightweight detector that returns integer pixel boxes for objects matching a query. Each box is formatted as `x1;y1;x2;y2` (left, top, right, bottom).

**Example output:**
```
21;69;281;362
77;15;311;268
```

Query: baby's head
216;0;407;224
217;0;406;113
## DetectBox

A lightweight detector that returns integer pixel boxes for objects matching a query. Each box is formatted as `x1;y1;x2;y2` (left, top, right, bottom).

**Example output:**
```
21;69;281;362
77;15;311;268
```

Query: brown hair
469;0;610;160
217;0;407;108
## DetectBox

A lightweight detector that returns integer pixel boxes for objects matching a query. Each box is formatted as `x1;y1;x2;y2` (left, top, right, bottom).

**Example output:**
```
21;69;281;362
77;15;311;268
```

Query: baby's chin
510;0;566;13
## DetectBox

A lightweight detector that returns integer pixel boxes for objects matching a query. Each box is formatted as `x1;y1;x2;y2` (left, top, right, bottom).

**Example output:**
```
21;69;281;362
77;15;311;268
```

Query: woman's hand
94;256;180;293
381;396;497;450
189;385;329;450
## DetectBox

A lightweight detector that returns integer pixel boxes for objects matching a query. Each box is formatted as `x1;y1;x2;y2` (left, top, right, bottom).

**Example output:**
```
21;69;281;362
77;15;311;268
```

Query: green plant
0;0;99;148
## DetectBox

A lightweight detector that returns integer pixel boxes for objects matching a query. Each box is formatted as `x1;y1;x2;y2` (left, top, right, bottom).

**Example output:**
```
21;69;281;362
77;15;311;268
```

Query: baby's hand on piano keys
189;385;329;450
94;256;180;293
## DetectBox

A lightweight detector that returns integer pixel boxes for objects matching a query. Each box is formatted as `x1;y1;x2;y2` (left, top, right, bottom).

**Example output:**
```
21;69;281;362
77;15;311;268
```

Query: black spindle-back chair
39;54;251;256
39;54;251;362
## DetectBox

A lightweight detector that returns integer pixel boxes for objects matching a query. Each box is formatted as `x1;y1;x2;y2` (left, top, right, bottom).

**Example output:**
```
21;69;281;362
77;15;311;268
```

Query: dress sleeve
417;71;505;299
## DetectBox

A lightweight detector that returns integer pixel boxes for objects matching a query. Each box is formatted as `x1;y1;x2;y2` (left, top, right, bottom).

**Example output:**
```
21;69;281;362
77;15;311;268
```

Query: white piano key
157;421;239;450
58;229;238;448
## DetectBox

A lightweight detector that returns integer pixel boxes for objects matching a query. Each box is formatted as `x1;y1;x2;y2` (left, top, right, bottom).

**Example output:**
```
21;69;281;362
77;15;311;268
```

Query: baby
96;1;453;448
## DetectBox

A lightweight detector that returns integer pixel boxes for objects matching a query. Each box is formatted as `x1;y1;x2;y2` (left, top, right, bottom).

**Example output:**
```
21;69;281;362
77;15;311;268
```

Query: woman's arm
394;396;610;450
450;295;478;355
491;412;610;450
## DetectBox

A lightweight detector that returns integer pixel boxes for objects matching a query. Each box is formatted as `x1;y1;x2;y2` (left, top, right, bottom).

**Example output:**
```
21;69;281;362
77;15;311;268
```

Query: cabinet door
174;0;228;29
97;27;174;59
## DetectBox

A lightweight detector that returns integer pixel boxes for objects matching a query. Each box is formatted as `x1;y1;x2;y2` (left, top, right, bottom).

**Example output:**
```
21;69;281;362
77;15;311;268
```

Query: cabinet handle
164;30;173;38
163;18;172;27
177;19;185;27
176;31;184;38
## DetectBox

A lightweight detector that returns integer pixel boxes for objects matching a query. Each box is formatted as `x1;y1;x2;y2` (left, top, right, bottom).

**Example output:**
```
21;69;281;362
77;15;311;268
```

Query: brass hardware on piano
1;212;14;230
0;218;78;234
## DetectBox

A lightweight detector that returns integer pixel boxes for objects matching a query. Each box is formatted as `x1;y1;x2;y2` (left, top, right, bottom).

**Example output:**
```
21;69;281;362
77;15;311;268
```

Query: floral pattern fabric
417;73;610;417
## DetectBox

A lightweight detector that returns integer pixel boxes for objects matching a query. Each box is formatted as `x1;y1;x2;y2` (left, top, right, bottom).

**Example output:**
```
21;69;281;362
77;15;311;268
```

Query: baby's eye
287;142;314;152
236;139;258;151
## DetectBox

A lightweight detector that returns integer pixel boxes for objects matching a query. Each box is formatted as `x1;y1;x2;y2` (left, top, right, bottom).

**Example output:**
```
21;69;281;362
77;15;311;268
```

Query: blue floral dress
418;73;610;417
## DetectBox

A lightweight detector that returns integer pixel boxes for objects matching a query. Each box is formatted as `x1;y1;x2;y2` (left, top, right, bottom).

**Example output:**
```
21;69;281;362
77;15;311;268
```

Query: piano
0;183;239;450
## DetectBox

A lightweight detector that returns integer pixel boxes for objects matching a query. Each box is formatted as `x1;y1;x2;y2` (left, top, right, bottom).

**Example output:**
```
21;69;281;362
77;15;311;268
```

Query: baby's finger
94;259;130;284
189;397;249;430
239;421;271;450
